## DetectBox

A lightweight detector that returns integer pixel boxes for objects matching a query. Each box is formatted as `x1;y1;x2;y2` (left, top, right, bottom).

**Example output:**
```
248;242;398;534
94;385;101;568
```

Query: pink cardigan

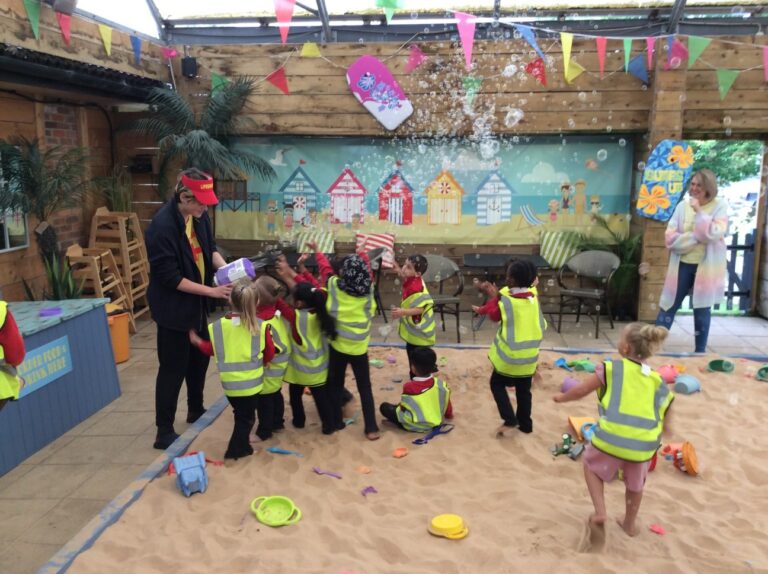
660;197;729;311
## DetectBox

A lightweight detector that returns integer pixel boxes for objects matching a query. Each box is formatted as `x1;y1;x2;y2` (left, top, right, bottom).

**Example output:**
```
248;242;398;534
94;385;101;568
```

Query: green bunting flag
211;73;230;94
376;0;402;23
688;36;712;69
623;38;632;72
23;0;41;40
716;69;739;100
462;75;483;107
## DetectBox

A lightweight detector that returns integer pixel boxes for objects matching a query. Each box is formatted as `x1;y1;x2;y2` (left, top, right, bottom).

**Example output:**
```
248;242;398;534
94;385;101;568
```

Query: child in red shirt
0;301;25;412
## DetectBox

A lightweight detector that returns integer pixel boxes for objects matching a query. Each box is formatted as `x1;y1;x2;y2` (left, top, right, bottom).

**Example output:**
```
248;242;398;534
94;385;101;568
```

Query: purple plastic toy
561;377;580;393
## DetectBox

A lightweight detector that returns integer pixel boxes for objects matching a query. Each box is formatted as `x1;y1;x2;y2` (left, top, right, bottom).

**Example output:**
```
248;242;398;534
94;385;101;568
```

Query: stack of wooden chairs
87;207;151;325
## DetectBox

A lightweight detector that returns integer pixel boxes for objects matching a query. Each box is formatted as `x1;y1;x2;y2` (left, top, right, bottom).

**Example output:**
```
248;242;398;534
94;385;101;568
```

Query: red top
294;271;321;289
474;290;534;323
0;308;25;366
316;251;373;286
402;376;453;418
401;276;425;322
196;311;275;364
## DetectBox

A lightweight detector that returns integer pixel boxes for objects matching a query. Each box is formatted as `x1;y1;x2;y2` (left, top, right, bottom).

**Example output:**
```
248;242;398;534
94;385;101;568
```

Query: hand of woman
690;197;701;213
209;284;233;299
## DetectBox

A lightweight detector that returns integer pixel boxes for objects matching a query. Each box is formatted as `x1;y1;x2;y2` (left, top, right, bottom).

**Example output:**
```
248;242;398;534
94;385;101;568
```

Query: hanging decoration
130;35;142;65
454;11;477;71
376;0;403;24
405;45;428;73
687;36;711;69
300;42;322;57
273;0;297;44
56;12;71;45
515;25;546;61
98;24;112;56
636;140;694;222
346;55;413;130
665;37;688;70
645;37;656;70
462;75;483;107
267;67;290;94
525;58;547;86
22;0;41;40
211;72;229;94
627;54;649;84
564;61;585;84
623;38;632;72
560;32;573;76
161;47;178;59
595;37;607;78
715;69;739;100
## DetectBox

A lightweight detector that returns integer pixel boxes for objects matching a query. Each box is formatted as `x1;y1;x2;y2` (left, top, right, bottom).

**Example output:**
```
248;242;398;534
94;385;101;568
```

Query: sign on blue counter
17;336;73;398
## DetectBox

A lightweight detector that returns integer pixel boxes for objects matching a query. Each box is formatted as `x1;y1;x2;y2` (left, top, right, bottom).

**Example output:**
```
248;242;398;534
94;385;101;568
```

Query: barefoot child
553;323;674;539
473;259;545;435
379;347;452;432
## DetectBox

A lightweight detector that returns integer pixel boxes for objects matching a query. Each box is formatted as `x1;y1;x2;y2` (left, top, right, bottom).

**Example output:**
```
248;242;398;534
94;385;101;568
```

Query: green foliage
21;278;37;301
691;140;763;185
578;215;642;265
42;253;83;300
127;78;275;197
92;166;133;212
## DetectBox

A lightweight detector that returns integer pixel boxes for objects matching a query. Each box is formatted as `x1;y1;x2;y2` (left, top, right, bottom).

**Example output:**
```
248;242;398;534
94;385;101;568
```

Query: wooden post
753;143;768;317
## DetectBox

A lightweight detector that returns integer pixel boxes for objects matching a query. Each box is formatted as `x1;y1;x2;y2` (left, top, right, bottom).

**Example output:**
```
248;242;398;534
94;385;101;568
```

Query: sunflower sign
636;140;694;222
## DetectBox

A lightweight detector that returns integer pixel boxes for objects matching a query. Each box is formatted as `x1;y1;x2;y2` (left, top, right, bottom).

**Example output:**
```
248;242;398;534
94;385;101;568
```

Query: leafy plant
127;78;275;197
42;253;83;300
92;166;132;212
690;140;763;185
21;278;37;301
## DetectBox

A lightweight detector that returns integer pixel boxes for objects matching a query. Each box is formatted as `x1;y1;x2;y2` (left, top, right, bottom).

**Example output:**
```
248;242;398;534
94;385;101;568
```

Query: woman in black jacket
145;169;232;449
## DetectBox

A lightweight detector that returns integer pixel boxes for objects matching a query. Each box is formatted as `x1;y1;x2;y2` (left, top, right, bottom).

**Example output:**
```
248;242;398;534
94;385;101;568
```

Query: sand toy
428;514;469;540
658;364;679;384
554;358;573;371
561;377;580;393
393;447;409;458
569;359;596;373
673;374;701;394
172;452;208;497
661;442;699;476
551;433;584;460
707;359;735;373
756;365;768;382
251;496;302;527
568;416;597;441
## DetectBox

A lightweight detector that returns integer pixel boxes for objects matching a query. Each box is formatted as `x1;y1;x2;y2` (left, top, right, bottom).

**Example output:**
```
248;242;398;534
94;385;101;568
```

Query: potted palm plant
92;165;133;212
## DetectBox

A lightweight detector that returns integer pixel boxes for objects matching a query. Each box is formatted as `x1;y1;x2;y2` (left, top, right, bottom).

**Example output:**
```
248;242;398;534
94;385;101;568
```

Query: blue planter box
0;300;122;476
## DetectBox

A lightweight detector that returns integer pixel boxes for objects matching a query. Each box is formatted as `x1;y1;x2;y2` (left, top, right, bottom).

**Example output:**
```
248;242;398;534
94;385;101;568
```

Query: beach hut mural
377;169;413;225
328;166;367;225
476;171;515;226
279;166;320;226
426;170;463;225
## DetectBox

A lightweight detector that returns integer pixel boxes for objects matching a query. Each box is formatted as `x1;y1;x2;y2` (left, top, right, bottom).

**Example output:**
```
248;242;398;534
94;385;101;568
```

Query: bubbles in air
619;138;627;147
502;64;518;77
597;149;608;161
504;108;525;128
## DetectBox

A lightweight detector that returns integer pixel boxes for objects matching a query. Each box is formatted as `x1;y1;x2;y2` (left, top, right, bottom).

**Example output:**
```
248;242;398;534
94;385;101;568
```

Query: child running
553;323;673;547
190;282;274;459
472;258;545;436
379;346;452;432
391;254;436;378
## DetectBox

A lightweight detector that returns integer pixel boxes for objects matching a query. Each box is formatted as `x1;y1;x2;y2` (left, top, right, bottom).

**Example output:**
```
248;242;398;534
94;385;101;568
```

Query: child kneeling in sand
379;347;452;431
553;323;674;540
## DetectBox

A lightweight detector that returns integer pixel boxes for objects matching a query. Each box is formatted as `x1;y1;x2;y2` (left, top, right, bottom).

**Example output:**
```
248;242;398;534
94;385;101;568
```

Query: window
0;210;29;253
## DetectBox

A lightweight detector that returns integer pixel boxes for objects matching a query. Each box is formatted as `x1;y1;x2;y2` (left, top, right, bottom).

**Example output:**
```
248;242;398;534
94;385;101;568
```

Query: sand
68;348;768;574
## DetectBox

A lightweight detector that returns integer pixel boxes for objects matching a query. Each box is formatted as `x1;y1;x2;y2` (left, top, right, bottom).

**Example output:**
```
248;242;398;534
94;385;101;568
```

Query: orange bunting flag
267;67;290;94
274;0;296;44
56;12;71;45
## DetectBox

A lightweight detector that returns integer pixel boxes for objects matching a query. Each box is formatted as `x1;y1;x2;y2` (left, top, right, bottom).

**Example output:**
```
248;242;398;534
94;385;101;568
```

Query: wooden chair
423;255;465;343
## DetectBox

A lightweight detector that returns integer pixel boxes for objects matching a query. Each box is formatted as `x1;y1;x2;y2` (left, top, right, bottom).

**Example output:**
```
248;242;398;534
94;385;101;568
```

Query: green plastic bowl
250;496;302;527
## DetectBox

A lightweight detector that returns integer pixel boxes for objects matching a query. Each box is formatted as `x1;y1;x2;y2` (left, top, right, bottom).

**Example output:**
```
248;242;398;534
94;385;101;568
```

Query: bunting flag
274;0;296;44
764;46;768;83
623;38;632;72
716;69;739;100
627;54;649;84
462;75;483;106
130;35;142;65
525;57;547;86
211;72;229;94
98;24;112;56
161;47;178;59
376;0;402;24
560;32;573;76
515;25;545;61
405;45;428;73
565;60;585;84
665;37;688;70
688;36;711;69
22;0;40;40
267;67;290;94
595;37;607;78
56;12;71;45
300;42;321;57
454;12;477;71
645;36;655;70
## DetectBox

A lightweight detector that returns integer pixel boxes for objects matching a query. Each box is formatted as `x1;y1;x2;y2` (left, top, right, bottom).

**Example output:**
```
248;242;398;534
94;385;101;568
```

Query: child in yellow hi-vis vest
473;258;545;436
553;323;674;546
0;301;25;413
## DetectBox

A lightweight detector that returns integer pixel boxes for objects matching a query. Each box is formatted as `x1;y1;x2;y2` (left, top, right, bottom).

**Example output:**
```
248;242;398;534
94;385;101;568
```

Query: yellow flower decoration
667;145;693;169
637;184;672;215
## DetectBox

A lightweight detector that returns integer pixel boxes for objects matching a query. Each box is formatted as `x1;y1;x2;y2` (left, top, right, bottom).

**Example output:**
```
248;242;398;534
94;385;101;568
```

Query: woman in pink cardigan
655;169;729;352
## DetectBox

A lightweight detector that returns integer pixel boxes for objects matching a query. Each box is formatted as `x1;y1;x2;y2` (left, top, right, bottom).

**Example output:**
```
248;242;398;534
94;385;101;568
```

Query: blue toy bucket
673;374;701;395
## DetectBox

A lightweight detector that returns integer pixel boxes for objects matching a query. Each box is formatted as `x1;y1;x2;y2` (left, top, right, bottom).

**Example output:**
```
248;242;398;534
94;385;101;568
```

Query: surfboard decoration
346;55;413;131
635;139;694;222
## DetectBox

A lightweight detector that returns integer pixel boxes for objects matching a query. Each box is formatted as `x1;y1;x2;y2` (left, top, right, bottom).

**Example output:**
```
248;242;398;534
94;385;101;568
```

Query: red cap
181;172;218;205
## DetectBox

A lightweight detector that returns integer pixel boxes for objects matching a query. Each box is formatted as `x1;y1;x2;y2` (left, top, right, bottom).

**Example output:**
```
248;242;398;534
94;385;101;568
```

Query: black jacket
145;200;217;331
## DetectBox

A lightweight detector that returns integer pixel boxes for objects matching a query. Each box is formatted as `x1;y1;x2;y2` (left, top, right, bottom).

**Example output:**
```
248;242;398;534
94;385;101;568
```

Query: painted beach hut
426;170;463;225
378;170;413;225
279;166;320;226
328;166;367;225
476;170;515;225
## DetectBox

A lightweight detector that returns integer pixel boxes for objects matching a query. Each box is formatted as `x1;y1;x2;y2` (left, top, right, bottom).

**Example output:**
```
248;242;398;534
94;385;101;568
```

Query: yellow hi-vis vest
591;359;673;462
326;275;376;356
209;316;265;398
262;313;291;394
285;309;329;387
396;377;451;432
0;302;22;401
488;287;546;377
397;280;436;346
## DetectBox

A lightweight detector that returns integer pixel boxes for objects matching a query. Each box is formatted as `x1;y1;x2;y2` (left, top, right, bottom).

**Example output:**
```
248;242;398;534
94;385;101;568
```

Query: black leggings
327;347;379;434
288;383;335;434
379;402;405;429
490;371;533;433
255;391;283;440
225;394;258;458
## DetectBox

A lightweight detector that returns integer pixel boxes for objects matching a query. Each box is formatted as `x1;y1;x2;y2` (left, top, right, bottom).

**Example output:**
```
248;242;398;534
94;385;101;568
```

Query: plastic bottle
213;258;256;286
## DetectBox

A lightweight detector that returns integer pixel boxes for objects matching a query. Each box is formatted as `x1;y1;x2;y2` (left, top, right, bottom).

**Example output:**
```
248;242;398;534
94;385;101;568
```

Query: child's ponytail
230;281;261;336
624;322;669;360
293;282;337;340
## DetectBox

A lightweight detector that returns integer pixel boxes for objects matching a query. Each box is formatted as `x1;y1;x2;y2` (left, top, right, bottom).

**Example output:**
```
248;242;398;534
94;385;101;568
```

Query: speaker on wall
181;57;198;78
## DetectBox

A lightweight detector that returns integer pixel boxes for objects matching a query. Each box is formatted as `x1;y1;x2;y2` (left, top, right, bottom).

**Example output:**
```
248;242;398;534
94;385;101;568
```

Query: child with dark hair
473;258;545;436
379;346;452;431
392;254;436;378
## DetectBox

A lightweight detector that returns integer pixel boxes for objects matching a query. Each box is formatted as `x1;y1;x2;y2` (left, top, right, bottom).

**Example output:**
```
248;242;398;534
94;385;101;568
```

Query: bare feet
617;517;640;537
366;431;381;441
578;514;607;553
495;423;517;438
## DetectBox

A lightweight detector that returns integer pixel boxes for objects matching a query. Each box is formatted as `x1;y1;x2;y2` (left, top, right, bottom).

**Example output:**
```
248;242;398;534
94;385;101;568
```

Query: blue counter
0;299;122;476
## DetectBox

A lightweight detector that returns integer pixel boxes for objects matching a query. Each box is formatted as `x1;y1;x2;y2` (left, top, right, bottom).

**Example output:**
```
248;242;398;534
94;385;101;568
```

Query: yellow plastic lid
428;514;469;540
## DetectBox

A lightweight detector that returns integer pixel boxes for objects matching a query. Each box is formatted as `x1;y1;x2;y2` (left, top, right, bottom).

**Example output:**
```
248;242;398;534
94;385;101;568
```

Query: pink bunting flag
665;38;688;70
405;45;427;73
645;37;655;70
266;67;290;94
764;46;768;83
525;58;547;86
274;0;297;44
454;11;476;71
595;37;607;78
56;12;71;45
161;47;178;59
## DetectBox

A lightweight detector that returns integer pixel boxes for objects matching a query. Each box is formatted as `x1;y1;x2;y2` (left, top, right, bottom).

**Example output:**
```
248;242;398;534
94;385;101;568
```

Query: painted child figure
379;347;453;432
553;323;673;548
391;254;436;378
472;259;545;436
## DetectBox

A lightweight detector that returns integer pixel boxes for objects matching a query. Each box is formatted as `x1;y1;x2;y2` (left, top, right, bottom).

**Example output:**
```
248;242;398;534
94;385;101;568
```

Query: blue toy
173;452;209;497
581;422;597;442
554;358;573;371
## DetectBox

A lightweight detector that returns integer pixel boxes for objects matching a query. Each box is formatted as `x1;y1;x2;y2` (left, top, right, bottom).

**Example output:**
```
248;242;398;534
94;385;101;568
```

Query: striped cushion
297;230;334;254
355;233;395;269
540;230;581;269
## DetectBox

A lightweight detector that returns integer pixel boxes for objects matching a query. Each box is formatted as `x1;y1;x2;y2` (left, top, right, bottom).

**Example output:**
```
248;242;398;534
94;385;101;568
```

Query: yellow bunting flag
98;24;112;56
560;32;573;75
300;42;321;58
565;60;585;84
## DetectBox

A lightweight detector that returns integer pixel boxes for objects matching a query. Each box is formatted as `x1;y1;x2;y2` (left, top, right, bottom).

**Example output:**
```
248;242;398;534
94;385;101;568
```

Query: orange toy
661;441;699;476
392;447;409;458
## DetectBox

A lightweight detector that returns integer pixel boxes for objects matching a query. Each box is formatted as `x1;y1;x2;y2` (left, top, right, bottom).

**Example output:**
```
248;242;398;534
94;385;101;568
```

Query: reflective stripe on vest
488;288;545;377
396;377;450;432
210;317;264;397
286;310;329;386
263;316;291;393
398;285;437;346
326;276;375;355
591;359;672;462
